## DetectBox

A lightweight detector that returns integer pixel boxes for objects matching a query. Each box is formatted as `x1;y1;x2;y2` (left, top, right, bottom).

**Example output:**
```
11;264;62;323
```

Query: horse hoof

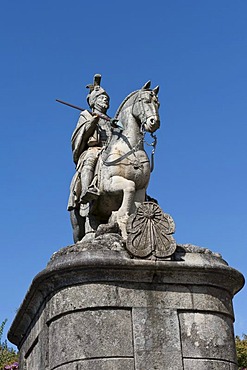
116;214;130;240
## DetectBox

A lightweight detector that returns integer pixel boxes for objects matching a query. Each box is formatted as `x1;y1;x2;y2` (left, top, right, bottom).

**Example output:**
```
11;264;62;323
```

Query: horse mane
115;90;139;119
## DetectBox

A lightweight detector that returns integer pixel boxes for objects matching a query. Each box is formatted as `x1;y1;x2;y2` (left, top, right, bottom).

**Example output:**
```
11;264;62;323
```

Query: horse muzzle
145;116;160;133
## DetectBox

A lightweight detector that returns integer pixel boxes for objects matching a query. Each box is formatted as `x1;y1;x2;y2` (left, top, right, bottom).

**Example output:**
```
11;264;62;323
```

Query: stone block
133;308;183;370
183;358;237;369
23;338;41;370
189;285;233;316
49;309;133;368
179;311;237;362
55;358;134;370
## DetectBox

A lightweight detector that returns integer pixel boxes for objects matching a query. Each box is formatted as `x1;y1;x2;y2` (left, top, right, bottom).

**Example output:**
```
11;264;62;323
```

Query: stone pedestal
8;245;244;370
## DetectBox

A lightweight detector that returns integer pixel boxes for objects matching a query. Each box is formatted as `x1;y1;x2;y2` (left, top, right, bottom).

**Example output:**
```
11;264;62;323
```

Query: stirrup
80;186;100;204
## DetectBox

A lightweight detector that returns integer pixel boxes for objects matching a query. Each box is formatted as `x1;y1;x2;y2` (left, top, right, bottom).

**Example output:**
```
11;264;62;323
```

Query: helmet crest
86;74;109;108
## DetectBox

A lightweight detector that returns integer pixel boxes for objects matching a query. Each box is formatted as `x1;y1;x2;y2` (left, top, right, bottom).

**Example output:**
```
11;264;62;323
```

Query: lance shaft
56;98;111;122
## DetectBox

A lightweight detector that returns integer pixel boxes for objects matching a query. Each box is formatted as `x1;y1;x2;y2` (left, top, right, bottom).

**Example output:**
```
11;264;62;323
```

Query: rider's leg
80;148;100;203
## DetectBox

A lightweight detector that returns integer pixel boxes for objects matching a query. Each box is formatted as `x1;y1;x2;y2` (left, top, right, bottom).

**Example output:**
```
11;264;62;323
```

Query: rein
144;132;157;172
102;148;137;167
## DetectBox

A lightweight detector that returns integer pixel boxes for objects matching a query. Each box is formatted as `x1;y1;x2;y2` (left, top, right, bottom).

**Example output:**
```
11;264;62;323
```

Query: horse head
131;81;160;133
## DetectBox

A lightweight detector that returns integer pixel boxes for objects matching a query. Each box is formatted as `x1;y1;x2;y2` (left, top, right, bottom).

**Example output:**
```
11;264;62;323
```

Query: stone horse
71;81;160;242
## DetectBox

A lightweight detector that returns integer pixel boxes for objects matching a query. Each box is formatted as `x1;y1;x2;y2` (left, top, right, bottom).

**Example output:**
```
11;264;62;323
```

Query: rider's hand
91;113;100;125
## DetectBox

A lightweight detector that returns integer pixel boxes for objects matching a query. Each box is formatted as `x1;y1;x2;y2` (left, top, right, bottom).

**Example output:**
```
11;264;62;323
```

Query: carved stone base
8;243;244;370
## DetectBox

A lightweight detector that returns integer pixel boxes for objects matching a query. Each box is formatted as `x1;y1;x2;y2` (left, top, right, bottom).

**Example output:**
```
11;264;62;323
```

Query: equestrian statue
61;74;176;258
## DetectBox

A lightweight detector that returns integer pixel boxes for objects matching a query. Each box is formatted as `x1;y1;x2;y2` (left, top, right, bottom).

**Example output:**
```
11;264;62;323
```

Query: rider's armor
67;110;111;210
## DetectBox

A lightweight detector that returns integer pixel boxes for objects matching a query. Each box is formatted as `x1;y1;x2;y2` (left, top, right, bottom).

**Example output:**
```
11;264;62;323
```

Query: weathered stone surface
8;248;244;370
49;309;133;368
46;283;233;322
189;285;233;314
179;312;237;362
57;358;134;370
51;234;129;259
133;308;183;369
183;359;237;369
24;338;40;370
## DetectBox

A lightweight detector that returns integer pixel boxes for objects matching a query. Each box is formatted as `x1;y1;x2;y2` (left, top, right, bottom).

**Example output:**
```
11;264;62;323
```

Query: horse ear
142;80;151;90
153;85;159;95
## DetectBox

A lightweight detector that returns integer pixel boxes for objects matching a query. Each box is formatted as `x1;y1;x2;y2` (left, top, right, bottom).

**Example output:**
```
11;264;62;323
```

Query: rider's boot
80;173;100;204
80;184;100;203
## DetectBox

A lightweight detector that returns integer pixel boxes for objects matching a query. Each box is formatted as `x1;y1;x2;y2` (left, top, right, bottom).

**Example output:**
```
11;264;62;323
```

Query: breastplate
98;119;111;145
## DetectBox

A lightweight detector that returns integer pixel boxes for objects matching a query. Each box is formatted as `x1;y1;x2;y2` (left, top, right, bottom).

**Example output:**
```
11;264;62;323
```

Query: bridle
133;90;158;172
144;131;157;172
102;90;158;172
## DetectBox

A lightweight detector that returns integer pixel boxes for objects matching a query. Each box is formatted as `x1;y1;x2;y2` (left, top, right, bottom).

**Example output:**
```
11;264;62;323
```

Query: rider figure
68;74;111;211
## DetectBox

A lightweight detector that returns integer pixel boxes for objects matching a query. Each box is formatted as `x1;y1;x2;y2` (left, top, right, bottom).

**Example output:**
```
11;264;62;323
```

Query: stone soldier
68;74;111;215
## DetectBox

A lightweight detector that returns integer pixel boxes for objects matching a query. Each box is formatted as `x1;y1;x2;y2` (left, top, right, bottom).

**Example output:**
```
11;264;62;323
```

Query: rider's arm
71;111;99;164
83;114;99;139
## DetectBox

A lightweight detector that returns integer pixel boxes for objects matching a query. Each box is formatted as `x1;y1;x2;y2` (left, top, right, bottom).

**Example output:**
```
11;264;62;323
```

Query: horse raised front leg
108;175;135;238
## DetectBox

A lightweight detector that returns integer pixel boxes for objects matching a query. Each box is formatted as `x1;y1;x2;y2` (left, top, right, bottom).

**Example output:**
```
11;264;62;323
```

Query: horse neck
117;106;143;148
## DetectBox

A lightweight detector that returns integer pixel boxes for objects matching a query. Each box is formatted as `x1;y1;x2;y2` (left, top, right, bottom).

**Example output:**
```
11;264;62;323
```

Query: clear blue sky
1;0;246;345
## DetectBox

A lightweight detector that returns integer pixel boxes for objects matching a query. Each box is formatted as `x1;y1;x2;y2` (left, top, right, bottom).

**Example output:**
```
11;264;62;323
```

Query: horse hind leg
70;208;102;242
70;209;85;243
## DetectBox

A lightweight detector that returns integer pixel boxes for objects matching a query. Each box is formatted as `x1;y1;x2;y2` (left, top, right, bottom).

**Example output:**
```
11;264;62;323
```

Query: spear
56;99;123;129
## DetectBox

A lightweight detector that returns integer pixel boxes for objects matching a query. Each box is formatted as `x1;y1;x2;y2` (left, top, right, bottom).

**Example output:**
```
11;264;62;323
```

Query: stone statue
67;74;176;258
68;74;113;241
68;75;111;206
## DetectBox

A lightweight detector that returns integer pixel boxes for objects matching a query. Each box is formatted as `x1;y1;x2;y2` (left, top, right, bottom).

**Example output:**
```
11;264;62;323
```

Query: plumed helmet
86;74;110;108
